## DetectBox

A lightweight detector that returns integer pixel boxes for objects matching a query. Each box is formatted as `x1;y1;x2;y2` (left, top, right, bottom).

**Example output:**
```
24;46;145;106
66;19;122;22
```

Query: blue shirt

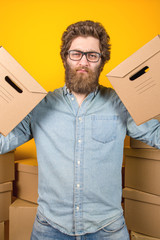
0;85;160;235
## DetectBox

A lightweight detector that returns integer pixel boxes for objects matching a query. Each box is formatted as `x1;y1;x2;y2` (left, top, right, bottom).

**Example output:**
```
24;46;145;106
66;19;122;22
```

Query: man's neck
72;92;87;107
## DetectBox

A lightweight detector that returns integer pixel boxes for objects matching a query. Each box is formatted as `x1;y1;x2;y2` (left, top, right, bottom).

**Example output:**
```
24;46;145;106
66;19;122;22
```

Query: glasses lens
68;50;101;62
69;51;82;60
87;52;100;62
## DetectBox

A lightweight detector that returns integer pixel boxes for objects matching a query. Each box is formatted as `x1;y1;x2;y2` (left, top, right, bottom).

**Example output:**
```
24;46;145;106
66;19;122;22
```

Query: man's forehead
69;36;100;52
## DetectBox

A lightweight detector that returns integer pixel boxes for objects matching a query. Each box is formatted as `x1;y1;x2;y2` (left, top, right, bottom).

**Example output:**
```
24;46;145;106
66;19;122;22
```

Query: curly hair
60;20;111;69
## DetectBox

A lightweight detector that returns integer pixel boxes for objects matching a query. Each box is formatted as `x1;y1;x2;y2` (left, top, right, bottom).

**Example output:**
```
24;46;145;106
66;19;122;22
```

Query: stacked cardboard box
130;138;153;149
0;151;15;240
123;142;160;239
9;158;38;240
131;231;160;240
13;159;38;203
9;199;37;240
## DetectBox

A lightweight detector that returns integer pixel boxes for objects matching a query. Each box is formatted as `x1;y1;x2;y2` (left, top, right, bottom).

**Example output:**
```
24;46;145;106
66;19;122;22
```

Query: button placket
74;113;84;234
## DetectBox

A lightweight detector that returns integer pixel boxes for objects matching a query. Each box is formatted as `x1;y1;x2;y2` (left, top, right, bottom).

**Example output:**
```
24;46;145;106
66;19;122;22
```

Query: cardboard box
0;152;15;184
14;159;38;203
0;182;12;222
0;221;9;240
123;187;160;238
0;222;4;240
124;147;160;196
130;138;153;149
106;35;160;125
9;198;37;240
0;47;47;136
131;231;160;240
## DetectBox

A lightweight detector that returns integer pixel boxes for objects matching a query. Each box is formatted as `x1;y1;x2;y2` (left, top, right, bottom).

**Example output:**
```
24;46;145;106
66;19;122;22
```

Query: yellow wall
0;0;159;159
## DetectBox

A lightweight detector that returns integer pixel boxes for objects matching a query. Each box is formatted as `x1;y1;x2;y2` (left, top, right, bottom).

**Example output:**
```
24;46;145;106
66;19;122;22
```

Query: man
0;20;160;240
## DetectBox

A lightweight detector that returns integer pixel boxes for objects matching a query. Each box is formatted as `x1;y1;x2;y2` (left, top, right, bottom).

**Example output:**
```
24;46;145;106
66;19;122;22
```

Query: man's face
64;36;102;94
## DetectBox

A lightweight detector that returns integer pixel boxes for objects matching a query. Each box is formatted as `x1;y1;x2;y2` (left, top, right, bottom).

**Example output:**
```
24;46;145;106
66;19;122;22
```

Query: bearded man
1;20;160;240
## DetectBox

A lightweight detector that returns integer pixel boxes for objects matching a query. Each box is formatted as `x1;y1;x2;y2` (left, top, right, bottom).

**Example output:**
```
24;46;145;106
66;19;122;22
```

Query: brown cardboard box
0;221;9;240
14;159;38;203
0;182;12;222
0;47;47;136
9;198;37;240
123;187;160;238
131;231;160;240
124;147;160;196
0;152;15;184
106;35;160;125
130;138;153;149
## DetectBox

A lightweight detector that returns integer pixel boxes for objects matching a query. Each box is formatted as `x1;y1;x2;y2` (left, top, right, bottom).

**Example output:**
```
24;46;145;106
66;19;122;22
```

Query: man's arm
126;112;160;149
0;113;33;154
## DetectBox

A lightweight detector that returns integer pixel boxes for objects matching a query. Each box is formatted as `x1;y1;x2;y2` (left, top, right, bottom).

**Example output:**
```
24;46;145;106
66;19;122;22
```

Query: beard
64;62;101;95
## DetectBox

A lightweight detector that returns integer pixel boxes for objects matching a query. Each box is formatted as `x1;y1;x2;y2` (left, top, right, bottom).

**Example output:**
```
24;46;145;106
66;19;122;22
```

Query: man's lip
77;69;88;73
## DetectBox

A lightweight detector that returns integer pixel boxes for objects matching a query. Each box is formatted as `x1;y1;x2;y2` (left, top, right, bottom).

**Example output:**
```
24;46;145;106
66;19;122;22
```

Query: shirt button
79;117;82;121
71;97;74;101
78;139;81;143
77;161;80;165
77;184;80;188
76;206;79;211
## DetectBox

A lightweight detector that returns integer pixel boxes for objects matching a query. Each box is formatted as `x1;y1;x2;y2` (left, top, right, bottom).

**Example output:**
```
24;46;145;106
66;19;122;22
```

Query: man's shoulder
99;85;126;110
48;87;64;96
45;87;64;100
99;85;117;98
31;87;64;112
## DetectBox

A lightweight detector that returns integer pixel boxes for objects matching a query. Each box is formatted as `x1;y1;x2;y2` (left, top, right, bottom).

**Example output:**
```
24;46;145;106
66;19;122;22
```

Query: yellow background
0;0;159;160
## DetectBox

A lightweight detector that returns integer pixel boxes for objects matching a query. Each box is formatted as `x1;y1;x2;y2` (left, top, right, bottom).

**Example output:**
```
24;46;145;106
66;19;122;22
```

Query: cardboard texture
0;222;4;240
4;220;9;240
0;182;12;222
0;221;9;240
106;35;160;125
123;188;160;238
9;198;37;240
130;138;153;149
0;151;15;183
0;47;47;136
14;159;38;203
131;231;160;240
124;147;160;195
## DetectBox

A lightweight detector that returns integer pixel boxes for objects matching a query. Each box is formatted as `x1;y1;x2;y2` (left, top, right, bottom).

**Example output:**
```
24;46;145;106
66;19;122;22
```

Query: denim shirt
0;85;160;235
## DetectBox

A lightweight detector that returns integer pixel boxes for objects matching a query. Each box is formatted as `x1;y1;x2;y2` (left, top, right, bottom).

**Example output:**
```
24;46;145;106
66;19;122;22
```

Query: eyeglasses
68;50;101;63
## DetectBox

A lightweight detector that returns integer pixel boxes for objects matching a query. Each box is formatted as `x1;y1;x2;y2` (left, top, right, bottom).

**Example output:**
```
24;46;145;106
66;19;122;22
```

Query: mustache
75;66;89;72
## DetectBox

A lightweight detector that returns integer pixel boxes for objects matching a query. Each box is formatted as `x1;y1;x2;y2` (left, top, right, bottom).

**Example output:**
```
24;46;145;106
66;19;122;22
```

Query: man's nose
79;54;89;66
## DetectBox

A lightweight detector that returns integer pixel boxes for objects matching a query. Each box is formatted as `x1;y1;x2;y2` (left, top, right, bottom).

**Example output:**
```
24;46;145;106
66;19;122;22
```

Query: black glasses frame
68;50;101;63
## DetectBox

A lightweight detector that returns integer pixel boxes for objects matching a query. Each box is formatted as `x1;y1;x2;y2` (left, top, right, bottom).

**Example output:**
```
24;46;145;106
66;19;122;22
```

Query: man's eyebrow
72;49;100;52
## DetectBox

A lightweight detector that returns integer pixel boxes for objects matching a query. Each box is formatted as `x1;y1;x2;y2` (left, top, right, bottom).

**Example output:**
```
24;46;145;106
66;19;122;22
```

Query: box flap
0;47;47;94
106;35;160;78
10;198;38;208
124;147;160;161
131;231;160;240
15;159;38;174
0;182;12;192
155;114;160;121
123;188;160;206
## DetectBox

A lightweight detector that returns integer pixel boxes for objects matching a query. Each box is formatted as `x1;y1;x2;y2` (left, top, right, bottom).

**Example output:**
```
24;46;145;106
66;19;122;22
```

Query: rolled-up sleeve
0;113;33;154
126;111;160;149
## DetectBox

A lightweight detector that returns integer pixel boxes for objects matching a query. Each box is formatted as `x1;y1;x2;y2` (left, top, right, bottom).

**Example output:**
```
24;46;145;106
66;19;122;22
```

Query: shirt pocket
91;115;118;144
